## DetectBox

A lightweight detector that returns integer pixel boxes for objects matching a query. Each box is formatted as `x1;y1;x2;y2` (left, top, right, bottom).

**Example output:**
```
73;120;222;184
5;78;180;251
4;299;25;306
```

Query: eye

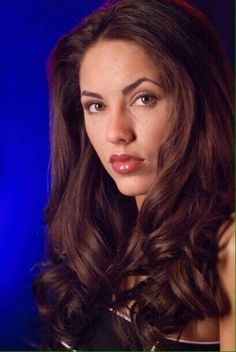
84;102;105;113
133;94;157;106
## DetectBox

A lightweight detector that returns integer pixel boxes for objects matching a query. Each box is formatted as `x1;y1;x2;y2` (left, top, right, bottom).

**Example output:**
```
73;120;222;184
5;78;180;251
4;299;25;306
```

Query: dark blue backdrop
0;0;233;349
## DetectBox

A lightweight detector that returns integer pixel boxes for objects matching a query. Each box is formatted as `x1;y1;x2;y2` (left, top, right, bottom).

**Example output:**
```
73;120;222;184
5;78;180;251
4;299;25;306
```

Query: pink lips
110;154;144;174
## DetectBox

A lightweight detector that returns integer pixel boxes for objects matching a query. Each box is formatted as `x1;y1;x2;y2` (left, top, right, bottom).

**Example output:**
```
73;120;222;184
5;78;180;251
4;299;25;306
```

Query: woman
34;0;234;350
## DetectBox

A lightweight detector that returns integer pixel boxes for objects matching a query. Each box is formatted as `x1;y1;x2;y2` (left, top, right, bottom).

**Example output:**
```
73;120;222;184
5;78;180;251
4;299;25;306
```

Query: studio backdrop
0;0;233;349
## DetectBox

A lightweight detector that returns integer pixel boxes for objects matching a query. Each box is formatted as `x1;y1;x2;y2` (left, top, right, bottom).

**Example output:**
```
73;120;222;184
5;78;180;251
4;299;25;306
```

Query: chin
115;179;150;197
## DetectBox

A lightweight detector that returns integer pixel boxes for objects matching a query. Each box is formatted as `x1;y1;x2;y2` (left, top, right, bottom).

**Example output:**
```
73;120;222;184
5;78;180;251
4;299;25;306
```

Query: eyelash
83;93;158;114
83;101;105;113
133;93;158;106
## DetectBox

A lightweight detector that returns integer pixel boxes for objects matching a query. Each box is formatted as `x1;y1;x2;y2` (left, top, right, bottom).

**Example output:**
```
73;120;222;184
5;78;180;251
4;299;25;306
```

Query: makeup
110;154;144;174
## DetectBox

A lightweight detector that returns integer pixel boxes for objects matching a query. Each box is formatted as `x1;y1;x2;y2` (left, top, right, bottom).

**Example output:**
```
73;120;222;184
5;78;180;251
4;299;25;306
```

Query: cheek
85;128;94;146
141;122;166;154
85;123;106;157
85;121;97;147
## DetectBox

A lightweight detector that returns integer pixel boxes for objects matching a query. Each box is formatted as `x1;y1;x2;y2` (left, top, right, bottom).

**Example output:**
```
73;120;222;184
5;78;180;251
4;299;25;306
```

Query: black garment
81;310;220;351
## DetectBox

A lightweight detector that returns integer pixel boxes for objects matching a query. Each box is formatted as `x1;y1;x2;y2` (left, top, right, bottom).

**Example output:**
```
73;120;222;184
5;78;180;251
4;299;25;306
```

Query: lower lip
111;160;144;174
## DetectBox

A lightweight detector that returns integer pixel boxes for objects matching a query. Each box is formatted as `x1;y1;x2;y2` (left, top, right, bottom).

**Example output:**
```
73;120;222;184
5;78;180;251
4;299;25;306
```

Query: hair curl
33;0;234;349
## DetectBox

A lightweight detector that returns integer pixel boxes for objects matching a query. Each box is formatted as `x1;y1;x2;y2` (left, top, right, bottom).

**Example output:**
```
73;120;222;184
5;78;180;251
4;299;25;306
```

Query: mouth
109;154;145;174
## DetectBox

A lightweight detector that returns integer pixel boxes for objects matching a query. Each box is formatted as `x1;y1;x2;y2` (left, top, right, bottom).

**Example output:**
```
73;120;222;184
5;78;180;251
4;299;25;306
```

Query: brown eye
94;103;104;111
134;94;157;106
87;102;105;113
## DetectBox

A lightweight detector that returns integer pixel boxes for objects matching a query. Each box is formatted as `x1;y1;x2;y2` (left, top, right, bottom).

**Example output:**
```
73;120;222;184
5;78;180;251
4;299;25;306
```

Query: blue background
0;0;233;349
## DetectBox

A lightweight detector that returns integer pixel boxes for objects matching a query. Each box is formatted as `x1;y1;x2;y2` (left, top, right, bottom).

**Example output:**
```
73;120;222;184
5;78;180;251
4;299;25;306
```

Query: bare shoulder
217;216;235;299
218;213;234;245
217;215;235;351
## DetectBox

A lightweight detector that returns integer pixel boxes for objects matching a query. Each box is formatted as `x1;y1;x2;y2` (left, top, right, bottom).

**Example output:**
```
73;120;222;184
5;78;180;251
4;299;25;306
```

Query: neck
135;195;145;210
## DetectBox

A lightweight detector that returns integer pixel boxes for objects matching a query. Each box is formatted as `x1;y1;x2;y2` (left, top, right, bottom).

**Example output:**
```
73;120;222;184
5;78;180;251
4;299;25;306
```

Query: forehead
79;39;160;89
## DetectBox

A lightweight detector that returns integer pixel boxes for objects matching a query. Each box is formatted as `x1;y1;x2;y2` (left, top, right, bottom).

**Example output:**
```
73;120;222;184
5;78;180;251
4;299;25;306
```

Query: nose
105;107;136;145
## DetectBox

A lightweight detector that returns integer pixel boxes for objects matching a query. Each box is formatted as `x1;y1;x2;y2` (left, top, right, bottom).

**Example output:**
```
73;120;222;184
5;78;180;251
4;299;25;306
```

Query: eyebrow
80;77;161;99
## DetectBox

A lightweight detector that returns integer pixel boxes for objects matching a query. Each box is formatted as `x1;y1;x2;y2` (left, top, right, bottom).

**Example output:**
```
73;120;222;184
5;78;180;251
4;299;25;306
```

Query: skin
79;39;235;350
80;40;172;208
217;219;235;351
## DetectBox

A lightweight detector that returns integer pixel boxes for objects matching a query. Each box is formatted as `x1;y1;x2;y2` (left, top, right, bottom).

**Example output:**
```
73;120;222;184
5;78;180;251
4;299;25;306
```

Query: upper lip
109;154;144;163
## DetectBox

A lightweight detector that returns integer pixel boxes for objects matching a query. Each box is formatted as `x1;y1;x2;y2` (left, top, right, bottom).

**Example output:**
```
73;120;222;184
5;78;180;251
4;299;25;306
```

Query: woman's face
80;40;172;203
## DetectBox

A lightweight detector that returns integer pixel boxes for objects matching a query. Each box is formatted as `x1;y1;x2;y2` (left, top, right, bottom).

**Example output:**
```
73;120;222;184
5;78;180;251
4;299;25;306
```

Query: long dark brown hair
33;0;234;349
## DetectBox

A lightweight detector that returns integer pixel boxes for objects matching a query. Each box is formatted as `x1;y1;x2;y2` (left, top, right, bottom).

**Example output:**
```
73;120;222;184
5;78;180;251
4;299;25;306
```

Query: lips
110;154;144;174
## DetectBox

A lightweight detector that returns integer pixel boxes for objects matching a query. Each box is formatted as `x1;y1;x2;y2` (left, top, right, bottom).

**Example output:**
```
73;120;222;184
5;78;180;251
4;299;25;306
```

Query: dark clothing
81;310;220;351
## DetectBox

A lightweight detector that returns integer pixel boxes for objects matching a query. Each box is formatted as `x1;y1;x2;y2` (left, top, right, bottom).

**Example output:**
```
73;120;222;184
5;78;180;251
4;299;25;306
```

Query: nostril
105;115;136;144
106;128;136;144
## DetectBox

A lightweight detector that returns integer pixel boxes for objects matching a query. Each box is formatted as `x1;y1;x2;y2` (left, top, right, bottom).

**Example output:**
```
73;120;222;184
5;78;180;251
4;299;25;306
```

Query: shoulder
217;214;235;296
217;215;235;351
217;215;235;271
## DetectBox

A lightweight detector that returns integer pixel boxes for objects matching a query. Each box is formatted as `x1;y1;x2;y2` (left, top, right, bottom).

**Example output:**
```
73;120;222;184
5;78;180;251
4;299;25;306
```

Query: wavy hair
33;0;234;349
